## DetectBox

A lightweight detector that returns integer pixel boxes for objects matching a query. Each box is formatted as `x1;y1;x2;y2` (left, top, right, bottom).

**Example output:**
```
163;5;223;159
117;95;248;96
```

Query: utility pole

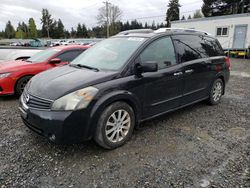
103;1;110;38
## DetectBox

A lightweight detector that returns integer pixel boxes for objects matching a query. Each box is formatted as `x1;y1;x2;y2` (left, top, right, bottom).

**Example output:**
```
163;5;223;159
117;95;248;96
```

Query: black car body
19;28;230;149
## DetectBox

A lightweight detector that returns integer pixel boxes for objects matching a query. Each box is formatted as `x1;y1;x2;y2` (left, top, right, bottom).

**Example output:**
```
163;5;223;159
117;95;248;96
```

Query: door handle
185;69;194;74
173;72;183;76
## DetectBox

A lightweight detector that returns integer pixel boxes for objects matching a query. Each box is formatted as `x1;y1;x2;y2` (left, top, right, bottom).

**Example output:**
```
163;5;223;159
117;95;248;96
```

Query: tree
0;30;5;39
70;27;77;38
82;24;88;38
15;22;25;39
166;0;181;27
181;15;186;20
41;8;54;38
55;19;64;38
28;18;38;38
97;3;123;37
4;21;15;39
193;10;203;18
188;15;192;19
201;0;249;17
76;23;82;38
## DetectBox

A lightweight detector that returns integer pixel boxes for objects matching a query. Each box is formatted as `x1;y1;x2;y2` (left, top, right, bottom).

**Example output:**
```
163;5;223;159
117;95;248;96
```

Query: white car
61;40;76;45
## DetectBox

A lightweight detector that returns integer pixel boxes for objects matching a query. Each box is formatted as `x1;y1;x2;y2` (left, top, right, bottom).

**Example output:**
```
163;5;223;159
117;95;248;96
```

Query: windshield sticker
127;37;145;42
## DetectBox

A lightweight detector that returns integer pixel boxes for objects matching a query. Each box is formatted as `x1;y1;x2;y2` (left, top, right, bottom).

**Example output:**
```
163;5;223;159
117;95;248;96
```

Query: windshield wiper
25;60;32;63
70;64;99;72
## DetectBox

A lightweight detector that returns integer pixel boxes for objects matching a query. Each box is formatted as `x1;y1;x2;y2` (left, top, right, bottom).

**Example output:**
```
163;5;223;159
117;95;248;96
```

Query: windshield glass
71;37;145;71
27;48;61;63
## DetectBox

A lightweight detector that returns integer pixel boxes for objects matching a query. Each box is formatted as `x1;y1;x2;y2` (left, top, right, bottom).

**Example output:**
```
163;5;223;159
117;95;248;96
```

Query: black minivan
19;28;230;149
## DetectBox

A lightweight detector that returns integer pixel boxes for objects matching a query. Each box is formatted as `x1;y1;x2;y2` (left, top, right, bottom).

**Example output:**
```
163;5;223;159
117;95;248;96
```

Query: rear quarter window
203;36;224;56
172;35;223;63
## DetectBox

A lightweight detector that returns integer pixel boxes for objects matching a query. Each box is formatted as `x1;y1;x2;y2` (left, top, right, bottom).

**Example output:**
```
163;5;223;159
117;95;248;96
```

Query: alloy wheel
105;109;131;143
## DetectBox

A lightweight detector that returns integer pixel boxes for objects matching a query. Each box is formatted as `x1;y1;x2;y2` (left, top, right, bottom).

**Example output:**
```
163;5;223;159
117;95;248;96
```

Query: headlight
0;73;11;79
51;87;98;111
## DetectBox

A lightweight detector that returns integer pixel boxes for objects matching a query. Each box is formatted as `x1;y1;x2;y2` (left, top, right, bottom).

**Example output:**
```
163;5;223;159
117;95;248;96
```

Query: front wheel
16;76;32;96
207;78;224;105
94;102;135;149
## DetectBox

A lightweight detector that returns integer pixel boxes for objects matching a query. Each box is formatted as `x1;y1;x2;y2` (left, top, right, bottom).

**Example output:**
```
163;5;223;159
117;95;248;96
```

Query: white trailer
171;13;250;53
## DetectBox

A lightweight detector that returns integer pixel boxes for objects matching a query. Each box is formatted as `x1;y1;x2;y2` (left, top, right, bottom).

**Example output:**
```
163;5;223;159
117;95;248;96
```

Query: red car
0;45;89;96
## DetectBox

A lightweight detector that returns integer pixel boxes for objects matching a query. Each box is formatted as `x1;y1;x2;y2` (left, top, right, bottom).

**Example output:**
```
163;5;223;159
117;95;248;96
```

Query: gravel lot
0;58;250;188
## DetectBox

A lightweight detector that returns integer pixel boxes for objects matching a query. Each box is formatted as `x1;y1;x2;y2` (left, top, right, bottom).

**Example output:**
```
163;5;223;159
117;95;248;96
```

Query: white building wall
171;14;250;49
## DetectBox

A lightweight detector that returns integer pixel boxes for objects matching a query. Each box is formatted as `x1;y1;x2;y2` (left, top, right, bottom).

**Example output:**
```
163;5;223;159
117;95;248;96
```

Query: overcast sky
0;0;202;30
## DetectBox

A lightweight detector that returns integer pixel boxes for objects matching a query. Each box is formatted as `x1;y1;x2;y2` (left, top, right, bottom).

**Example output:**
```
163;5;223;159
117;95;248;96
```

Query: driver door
139;37;184;118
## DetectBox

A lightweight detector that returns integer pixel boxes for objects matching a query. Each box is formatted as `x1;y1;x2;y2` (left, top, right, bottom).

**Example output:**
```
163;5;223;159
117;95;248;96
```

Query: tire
94;102;135;149
16;76;32;96
207;78;224;105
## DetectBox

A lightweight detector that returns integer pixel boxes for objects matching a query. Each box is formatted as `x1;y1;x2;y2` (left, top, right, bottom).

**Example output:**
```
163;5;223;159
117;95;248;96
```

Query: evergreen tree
41;8;53;38
28;18;38;38
188;15;192;19
82;24;88;38
201;0;249;17
15;22;25;39
181;15;186;20
166;0;181;27
56;19;64;38
70;27;77;38
151;21;156;30
4;21;15;39
76;23;82;38
0;30;5;39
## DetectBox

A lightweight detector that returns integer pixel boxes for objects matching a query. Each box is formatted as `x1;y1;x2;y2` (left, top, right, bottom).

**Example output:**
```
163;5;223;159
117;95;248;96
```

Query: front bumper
0;77;15;95
19;96;93;144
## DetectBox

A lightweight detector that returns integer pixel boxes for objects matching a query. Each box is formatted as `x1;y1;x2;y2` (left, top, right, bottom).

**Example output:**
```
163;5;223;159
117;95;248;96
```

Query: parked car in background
0;45;89;96
10;41;24;46
61;40;76;45
19;28;230;149
0;48;42;62
50;40;67;47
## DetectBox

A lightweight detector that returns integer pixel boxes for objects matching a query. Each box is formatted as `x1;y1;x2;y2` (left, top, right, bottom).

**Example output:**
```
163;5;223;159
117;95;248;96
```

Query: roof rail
154;28;212;36
118;29;153;35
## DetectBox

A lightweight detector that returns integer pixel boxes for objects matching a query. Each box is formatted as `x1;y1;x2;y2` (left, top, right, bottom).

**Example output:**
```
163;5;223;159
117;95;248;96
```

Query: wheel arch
89;90;142;135
14;75;34;94
217;74;225;95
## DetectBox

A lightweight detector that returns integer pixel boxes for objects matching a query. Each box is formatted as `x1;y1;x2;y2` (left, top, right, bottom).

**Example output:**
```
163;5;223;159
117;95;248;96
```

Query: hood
28;65;119;100
0;60;31;72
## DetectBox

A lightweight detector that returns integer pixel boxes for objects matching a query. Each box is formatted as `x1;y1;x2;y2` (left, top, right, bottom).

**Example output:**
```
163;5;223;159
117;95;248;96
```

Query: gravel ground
0;58;250;188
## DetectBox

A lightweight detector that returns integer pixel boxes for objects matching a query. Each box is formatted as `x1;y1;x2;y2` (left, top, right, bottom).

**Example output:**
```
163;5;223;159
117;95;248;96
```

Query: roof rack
154;28;212;35
118;29;153;35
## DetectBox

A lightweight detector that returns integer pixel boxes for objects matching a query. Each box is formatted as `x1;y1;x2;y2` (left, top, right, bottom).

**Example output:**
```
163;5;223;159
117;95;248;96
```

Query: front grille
23;91;52;110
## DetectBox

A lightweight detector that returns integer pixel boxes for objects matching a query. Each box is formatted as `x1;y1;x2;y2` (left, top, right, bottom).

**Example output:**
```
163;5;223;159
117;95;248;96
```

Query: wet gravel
0;58;250;188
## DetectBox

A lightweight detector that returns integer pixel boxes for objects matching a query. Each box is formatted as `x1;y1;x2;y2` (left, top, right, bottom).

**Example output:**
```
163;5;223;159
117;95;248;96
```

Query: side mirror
136;61;158;73
49;58;61;64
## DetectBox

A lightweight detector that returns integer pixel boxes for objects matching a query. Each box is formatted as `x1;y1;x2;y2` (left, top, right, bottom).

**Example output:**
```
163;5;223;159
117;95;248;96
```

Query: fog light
49;134;56;142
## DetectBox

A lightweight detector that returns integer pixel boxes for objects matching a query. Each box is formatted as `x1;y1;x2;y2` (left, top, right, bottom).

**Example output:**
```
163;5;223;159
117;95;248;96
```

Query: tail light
225;56;231;70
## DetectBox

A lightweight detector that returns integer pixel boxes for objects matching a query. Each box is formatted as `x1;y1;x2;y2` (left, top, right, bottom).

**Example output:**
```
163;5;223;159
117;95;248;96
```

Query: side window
139;37;176;69
203;37;224;57
56;50;83;62
172;35;202;63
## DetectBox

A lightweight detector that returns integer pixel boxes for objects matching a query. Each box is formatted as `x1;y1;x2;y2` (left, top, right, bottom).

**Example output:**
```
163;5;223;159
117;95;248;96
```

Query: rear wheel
16;76;32;96
207;78;224;105
94;102;135;149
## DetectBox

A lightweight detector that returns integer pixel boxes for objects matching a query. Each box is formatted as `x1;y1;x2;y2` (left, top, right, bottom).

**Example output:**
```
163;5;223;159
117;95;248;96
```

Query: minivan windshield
71;37;145;71
26;48;61;63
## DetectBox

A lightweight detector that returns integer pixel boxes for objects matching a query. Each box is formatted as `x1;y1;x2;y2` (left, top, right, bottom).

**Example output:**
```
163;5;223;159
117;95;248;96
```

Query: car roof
51;45;89;51
115;28;215;39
